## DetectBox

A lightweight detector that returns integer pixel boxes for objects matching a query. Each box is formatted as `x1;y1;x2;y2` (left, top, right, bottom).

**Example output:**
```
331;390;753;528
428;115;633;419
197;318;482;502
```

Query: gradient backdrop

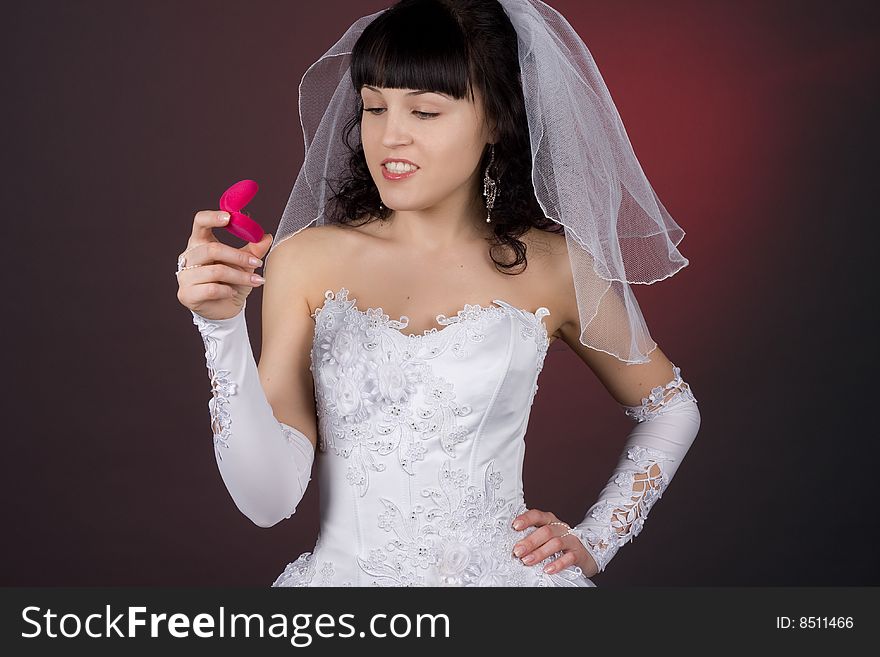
3;0;877;585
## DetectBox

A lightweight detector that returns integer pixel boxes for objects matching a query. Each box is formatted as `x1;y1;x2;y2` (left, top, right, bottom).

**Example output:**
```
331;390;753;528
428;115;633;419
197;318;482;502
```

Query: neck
384;188;492;253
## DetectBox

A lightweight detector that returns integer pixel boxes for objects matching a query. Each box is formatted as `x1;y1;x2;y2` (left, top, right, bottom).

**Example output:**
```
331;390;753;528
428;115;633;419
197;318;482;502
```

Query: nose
379;108;413;148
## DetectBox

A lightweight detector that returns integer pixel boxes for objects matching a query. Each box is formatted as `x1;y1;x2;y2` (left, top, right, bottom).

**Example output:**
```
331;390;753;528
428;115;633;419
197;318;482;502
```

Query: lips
382;164;419;180
381;158;419;168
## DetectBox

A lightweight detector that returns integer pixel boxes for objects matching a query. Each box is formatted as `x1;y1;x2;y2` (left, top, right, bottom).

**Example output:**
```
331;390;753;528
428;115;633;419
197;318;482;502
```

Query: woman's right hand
176;209;274;321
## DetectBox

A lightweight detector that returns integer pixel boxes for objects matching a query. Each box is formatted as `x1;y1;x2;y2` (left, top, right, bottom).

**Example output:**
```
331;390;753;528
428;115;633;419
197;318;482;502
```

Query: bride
175;0;701;587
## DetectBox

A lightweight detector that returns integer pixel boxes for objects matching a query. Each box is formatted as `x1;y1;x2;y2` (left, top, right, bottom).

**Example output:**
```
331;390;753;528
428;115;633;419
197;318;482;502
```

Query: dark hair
325;0;562;274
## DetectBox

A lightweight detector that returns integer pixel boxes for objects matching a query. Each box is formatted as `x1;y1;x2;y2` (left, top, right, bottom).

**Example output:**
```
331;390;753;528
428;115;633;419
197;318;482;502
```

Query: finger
517;535;565;566
188;281;236;302
186;240;264;271
239;232;274;262
185;262;265;289
190;209;231;243
512;523;554;559
542;551;578;575
511;507;540;530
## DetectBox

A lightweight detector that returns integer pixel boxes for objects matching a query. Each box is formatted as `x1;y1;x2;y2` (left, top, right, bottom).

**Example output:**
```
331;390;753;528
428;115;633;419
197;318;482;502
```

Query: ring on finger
175;263;204;277
175;256;204;277
176;248;204;277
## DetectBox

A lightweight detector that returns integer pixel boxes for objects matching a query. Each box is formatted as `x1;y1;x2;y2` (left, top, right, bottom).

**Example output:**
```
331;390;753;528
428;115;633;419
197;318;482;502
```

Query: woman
175;0;701;587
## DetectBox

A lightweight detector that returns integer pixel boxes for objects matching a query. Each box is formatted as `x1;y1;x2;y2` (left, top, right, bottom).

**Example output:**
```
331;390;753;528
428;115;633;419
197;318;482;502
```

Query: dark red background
3;0;876;585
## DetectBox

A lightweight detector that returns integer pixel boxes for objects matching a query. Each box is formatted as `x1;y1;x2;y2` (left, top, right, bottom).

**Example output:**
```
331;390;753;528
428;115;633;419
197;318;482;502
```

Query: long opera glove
190;300;315;528
568;364;701;573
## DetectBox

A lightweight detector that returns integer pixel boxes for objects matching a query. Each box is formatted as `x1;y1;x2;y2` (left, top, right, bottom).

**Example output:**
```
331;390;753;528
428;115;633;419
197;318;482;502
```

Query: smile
381;164;419;180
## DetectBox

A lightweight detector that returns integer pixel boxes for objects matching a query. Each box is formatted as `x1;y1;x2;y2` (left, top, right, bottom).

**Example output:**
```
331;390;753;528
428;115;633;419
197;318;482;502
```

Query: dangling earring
482;143;498;223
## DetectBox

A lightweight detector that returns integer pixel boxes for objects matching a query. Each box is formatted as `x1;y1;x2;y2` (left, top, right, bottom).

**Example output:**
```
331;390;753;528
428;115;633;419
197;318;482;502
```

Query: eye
362;108;439;119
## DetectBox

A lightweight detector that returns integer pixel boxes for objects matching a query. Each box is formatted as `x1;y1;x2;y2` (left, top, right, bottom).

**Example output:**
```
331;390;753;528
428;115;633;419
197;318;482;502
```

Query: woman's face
358;84;496;216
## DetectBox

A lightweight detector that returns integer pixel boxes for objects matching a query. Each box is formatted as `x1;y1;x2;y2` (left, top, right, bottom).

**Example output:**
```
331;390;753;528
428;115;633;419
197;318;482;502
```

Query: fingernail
513;546;525;557
513;521;522;530
219;212;230;222
522;555;535;564
251;274;265;284
249;257;263;267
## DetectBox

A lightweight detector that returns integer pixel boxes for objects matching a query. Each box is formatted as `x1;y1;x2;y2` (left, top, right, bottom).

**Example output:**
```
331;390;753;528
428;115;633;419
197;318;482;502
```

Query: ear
484;120;499;145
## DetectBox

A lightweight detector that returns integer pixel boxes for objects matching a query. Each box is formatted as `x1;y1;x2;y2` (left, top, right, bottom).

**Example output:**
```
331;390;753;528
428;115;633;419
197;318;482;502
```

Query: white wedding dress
191;278;701;587
272;287;594;587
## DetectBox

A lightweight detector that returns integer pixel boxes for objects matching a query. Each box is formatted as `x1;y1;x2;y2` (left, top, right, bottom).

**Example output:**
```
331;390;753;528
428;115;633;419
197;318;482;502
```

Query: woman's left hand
511;508;599;577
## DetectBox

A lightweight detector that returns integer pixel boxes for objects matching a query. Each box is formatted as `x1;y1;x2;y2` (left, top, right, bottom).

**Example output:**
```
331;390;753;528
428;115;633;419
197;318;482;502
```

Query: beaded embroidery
308;288;550;497
191;312;238;461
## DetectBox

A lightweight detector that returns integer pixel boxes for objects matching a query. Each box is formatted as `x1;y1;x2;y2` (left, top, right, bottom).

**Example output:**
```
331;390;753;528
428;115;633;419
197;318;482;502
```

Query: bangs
350;1;474;101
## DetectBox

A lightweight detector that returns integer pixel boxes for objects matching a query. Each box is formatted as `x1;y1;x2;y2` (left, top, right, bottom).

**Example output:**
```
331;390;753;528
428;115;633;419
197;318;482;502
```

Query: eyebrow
362;85;451;99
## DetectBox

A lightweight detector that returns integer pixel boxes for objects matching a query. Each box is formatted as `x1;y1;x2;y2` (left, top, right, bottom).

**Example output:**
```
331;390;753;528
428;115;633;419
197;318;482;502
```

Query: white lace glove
190;299;315;527
568;364;701;573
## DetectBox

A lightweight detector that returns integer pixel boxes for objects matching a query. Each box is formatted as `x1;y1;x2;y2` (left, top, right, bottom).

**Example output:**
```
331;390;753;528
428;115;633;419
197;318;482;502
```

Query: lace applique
435;303;508;359
271;552;355;587
312;355;473;497
491;300;551;358
355;460;586;587
319;560;335;586
191;312;237;461
310;289;552;497
272;532;356;587
570;445;675;573
622;364;696;423
271;551;316;587
192;312;314;466
311;289;493;497
314;287;549;354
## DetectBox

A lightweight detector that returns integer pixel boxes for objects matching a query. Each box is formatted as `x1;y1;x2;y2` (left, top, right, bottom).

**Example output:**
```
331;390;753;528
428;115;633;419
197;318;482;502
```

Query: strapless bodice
271;286;593;587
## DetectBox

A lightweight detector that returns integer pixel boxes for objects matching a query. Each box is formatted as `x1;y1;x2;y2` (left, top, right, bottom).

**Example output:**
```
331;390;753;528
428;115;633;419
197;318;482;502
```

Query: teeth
384;161;417;173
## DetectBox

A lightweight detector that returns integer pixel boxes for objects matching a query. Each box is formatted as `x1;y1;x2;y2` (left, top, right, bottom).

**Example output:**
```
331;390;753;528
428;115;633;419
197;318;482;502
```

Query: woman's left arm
568;358;701;574
514;310;700;577
512;347;701;577
511;237;702;577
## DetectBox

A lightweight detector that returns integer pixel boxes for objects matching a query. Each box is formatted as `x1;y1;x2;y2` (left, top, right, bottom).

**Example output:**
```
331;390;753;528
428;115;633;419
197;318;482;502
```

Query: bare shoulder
266;224;356;270
268;222;381;317
520;226;577;326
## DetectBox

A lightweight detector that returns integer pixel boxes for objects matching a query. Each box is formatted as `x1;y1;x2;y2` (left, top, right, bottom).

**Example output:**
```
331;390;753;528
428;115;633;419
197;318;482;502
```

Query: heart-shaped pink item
219;179;265;243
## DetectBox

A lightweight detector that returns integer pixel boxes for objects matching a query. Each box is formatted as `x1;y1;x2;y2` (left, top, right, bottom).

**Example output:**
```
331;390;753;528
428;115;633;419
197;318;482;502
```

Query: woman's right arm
177;210;319;528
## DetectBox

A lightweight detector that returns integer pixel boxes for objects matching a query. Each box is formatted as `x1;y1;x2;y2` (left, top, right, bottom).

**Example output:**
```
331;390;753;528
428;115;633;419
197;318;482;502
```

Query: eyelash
363;108;439;119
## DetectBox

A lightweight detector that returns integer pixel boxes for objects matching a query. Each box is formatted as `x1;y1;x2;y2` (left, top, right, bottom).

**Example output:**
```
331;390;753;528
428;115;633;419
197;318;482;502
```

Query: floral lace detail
271;552;316;587
313;287;549;353
354;459;586;587
191;311;311;465
622;364;696;423
191;311;238;461
269;551;352;588
271;533;355;587
569;445;675;573
318;560;335;586
309;287;549;498
277;287;567;586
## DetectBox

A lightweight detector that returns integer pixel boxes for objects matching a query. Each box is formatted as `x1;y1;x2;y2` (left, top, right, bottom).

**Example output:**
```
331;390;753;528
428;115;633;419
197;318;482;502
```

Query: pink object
219;179;265;243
